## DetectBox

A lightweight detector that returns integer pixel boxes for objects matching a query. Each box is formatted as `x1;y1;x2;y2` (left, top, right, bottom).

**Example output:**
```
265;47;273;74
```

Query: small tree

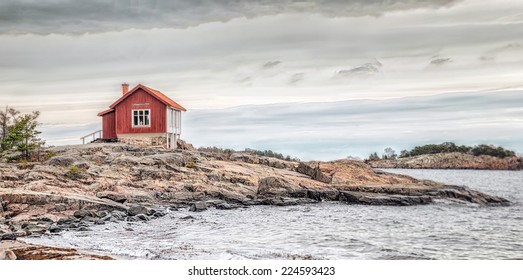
399;149;410;158
0;106;20;151
1;110;45;161
367;152;380;161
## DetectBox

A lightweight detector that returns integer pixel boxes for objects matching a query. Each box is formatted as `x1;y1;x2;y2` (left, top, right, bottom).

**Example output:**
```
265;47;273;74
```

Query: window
132;109;150;127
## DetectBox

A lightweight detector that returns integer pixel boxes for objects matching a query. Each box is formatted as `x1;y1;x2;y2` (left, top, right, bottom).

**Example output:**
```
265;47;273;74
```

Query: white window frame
132;109;151;127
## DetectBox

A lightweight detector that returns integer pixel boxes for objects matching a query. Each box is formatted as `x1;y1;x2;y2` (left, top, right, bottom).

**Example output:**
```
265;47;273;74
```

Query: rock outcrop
0;143;510;248
368;152;522;170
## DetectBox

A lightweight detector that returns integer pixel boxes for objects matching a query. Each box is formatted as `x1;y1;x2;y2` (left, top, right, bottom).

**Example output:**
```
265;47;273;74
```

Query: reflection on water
24;170;523;259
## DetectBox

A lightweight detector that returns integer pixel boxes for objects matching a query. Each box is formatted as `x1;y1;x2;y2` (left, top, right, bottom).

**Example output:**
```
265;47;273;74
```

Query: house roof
97;108;114;116
109;84;187;111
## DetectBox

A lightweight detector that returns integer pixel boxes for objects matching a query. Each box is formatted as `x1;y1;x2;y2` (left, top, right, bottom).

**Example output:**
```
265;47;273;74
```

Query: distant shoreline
367;152;523;170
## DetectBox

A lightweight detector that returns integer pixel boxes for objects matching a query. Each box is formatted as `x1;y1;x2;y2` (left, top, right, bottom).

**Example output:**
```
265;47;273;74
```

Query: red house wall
102;111;117;139
115;88;167;134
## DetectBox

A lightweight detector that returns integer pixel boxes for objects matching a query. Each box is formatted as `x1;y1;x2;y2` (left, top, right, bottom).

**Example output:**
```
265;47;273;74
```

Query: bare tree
382;147;397;159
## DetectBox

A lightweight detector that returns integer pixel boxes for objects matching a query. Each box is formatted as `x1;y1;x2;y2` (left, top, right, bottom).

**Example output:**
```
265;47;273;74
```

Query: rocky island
366;142;522;170
368;152;523;170
0;142;511;259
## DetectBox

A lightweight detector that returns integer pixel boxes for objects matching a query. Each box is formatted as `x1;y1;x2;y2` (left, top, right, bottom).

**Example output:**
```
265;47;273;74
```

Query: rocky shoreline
367;152;523;170
0;143;511;259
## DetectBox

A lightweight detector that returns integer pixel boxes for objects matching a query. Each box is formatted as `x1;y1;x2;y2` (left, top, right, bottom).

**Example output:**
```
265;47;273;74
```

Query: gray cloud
0;0;461;34
337;60;382;78
262;61;282;69
290;73;305;84
480;43;522;62
430;57;452;65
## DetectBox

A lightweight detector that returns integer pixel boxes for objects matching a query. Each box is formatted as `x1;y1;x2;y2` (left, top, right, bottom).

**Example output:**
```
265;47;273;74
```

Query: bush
186;161;196;168
470;144;515;158
197;146;235;159
66;164;82;180
197;146;300;162
43;150;55;161
399;149;410;158
244;148;300;162
367;152;380;161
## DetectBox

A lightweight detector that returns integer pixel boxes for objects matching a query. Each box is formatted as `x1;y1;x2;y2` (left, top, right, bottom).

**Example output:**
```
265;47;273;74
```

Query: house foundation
118;133;168;148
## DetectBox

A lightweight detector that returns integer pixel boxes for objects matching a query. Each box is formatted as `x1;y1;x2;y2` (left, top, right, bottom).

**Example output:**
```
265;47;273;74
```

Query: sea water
23;169;523;259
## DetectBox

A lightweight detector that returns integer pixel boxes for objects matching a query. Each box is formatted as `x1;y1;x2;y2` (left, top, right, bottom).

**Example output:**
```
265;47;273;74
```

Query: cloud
0;0;461;34
181;90;523;160
262;61;282;69
430;57;452;65
290;73;304;84
480;43;522;62
336;60;382;78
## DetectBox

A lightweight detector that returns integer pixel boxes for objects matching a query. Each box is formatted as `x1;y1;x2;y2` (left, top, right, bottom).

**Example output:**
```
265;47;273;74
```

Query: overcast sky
0;0;522;159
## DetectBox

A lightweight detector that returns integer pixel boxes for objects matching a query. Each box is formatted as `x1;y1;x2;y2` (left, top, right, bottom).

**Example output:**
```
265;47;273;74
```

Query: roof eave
97;108;115;116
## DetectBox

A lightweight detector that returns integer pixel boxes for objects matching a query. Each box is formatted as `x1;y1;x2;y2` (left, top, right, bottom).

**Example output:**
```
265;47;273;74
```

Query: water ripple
23;170;523;260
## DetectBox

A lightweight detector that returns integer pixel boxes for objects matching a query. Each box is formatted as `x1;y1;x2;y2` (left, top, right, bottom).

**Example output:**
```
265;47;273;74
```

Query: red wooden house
97;83;186;149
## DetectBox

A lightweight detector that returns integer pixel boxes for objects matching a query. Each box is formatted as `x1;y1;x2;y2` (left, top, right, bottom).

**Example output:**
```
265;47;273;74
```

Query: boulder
77;226;90;232
306;189;339;201
48;226;63;233
24;224;48;235
177;139;195;150
96;191;127;203
95;210;109;218
57;217;79;225
0;250;17;260
189;201;207;212
153;211;166;218
1;233;17;240
296;162;332;183
101;215;113;221
111;210;127;221
127;205;148;216
215;203;240;210
73;210;95;219
135;214;150;221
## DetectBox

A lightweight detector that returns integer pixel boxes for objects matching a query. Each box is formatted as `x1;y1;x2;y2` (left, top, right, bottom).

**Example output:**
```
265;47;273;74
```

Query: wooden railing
80;130;102;144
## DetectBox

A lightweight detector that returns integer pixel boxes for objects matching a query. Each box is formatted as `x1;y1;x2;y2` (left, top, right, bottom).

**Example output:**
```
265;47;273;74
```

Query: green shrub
197;146;300;162
244;148;300;162
186;161;196;168
66;164;82;180
367;152;380;161
43;150;55;161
